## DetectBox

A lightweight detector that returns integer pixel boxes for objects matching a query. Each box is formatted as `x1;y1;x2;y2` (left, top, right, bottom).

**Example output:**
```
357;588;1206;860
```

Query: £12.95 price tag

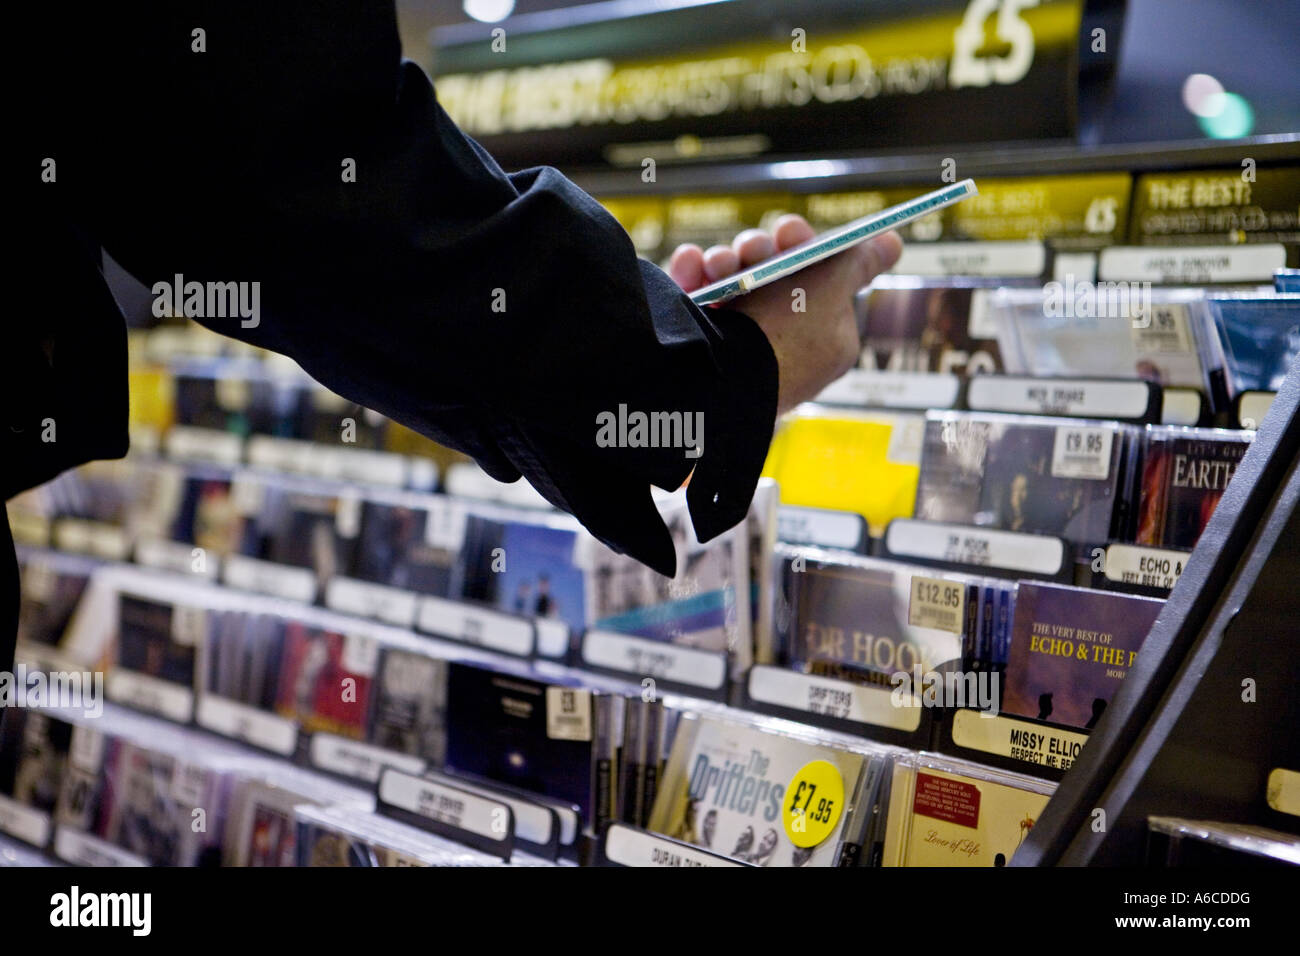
908;575;966;633
782;760;845;849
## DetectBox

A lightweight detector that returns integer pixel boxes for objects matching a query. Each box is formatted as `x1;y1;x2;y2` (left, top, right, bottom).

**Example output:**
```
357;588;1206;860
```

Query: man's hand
669;215;903;416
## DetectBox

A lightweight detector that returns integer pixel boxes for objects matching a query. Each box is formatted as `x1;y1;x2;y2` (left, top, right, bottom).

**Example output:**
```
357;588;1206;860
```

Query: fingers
771;214;815;251
847;231;904;290
671;216;867;292
702;244;740;282
870;230;904;273
668;243;705;291
732;229;774;267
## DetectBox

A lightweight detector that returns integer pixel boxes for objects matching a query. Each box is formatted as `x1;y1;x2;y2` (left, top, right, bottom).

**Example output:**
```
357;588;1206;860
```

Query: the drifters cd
1135;428;1252;549
1002;583;1164;731
649;714;867;867
856;283;1004;375
916;411;1128;551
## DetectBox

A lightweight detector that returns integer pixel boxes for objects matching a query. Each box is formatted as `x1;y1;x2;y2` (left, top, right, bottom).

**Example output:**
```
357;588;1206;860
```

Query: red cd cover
274;624;374;738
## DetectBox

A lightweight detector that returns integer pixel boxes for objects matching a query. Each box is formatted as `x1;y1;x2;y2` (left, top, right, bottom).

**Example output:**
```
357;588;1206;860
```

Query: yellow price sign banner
782;760;845;848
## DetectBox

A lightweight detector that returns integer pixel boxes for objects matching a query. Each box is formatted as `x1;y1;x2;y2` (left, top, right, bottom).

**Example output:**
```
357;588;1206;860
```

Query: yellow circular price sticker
782;760;845;848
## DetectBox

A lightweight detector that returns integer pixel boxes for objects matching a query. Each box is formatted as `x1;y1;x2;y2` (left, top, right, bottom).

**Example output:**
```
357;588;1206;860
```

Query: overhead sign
431;0;1091;169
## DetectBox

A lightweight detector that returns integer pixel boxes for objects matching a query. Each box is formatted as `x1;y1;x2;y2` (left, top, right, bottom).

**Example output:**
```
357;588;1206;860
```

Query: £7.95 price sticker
782;760;845;848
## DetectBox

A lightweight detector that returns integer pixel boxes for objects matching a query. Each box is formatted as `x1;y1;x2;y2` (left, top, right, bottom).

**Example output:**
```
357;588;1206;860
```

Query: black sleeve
57;2;779;576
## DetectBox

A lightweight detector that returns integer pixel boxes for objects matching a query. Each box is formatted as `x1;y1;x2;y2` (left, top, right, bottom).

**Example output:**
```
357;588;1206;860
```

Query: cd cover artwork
274;624;376;739
1209;294;1300;394
916;413;1125;550
16;562;89;648
775;549;965;685
444;663;596;821
368;649;448;765
53;727;114;837
857;285;1003;375
461;517;588;634
172;475;248;557
102;745;185;866
992;288;1211;389
762;409;923;538
259;492;360;586
246;802;298;868
116;595;199;687
297;819;380;867
648;715;866;867
206;612;285;712
1135;429;1251;549
0;710;73;821
351;501;462;597
584;497;749;661
1002;583;1164;730
883;761;1052;867
299;825;371;867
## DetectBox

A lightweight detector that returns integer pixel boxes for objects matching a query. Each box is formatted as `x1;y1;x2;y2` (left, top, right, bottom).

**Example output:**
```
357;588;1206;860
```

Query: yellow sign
783;759;846;848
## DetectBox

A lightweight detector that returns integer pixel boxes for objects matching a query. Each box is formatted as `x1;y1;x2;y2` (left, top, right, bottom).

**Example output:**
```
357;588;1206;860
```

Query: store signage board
431;0;1087;168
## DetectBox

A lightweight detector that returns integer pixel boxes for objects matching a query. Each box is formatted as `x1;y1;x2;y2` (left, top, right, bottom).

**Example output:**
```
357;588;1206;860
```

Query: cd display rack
3;0;1298;871
1019;358;1300;864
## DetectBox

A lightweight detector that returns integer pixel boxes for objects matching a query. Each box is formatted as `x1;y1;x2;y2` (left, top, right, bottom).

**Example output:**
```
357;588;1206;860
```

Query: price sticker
908;575;966;633
1051;426;1113;480
782;760;844;849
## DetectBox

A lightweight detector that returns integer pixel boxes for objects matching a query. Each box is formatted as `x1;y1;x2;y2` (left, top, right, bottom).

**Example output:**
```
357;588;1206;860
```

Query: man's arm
38;2;777;575
49;3;894;576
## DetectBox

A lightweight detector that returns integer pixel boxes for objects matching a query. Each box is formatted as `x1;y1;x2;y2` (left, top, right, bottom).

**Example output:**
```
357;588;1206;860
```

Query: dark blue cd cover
443;662;595;821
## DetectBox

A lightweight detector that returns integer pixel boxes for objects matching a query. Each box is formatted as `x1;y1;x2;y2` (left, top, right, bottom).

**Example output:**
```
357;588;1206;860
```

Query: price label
1051;426;1113;480
908;576;966;633
1130;303;1192;354
171;605;208;647
1103;543;1190;591
782;760;844;849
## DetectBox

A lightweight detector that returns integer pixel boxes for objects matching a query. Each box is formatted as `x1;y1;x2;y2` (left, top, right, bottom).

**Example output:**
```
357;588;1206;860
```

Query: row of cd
12;405;1250;616
14;525;1161;765
138;274;1299;438
11;460;770;684
11;563;1293;869
833;276;1300;415
1;564;1058;868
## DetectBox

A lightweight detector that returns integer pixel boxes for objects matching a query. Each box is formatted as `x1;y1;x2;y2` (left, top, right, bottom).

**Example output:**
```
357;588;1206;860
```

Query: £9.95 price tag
782;760;845;849
1051;426;1113;480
